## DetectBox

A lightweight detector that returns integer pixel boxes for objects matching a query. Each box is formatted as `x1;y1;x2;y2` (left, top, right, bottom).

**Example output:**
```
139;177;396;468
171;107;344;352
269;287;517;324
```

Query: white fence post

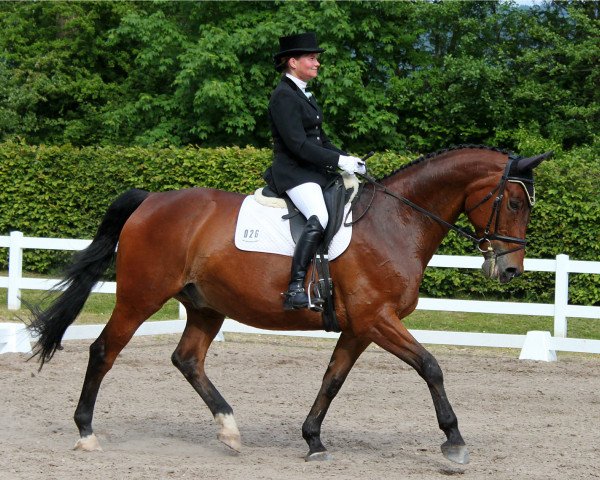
8;231;24;310
553;254;569;338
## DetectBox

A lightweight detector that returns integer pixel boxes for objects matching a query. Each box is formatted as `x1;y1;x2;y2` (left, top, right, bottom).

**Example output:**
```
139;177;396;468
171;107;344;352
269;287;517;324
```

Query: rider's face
290;53;320;82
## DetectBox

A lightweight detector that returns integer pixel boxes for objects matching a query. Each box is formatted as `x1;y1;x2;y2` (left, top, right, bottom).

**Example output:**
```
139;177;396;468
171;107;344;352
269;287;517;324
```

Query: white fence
1;230;600;360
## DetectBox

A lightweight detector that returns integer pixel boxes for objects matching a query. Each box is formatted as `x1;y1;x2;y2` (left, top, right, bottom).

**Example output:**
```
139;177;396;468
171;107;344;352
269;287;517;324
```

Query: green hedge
1;141;599;305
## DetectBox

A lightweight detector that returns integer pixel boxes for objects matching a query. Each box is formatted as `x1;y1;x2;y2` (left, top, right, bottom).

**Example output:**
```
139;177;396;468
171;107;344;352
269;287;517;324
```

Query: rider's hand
338;155;363;175
356;160;366;175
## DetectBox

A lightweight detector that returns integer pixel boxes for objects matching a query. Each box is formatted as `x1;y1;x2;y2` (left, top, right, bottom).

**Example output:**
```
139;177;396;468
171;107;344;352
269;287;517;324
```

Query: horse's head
464;151;552;284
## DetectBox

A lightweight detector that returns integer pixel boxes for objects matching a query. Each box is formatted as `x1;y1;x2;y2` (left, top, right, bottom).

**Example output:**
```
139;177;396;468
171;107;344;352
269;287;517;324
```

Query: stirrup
307;278;324;312
307;257;325;312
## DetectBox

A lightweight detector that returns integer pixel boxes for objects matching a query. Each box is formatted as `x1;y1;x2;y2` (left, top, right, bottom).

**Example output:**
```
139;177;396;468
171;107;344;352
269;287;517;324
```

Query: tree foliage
0;1;597;152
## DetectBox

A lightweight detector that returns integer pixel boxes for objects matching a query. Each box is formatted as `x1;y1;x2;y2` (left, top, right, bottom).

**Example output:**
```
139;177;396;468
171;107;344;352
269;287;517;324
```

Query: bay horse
28;145;550;464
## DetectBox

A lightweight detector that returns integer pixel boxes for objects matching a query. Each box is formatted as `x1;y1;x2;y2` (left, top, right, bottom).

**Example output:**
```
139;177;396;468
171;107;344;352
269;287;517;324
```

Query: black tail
27;188;150;368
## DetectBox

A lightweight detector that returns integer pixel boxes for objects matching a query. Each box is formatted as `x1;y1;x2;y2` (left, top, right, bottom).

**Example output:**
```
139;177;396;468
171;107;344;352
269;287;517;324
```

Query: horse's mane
380;144;516;181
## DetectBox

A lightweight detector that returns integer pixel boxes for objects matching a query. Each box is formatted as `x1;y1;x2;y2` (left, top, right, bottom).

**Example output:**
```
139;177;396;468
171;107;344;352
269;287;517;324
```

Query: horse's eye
508;198;522;211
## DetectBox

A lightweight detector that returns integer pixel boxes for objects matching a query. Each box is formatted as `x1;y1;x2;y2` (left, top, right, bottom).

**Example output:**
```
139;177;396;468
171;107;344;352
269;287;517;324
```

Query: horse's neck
378;152;499;259
385;155;475;219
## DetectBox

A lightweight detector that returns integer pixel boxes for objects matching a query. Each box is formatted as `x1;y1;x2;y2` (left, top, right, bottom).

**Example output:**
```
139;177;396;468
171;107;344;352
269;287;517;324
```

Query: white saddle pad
234;196;352;260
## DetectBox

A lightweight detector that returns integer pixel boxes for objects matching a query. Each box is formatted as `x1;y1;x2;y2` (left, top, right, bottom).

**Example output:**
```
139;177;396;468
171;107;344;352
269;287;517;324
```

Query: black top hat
274;32;325;71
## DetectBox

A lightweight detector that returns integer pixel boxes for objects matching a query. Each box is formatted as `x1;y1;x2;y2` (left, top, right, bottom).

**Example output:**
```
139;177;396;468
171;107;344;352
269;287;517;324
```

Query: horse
27;145;550;465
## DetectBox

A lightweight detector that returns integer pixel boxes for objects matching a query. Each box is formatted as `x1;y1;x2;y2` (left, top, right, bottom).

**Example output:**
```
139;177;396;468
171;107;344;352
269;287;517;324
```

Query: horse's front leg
368;311;469;464
302;332;371;461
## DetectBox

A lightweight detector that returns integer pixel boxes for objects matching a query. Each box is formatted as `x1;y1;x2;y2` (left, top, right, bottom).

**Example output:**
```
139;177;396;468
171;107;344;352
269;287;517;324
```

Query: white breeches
286;182;329;229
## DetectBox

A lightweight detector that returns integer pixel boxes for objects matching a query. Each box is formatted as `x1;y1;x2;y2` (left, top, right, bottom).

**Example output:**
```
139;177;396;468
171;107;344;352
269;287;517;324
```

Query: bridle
350;155;534;259
464;155;534;256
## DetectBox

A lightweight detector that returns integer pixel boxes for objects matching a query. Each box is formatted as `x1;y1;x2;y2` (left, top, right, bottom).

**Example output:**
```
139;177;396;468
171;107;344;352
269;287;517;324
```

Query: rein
348;155;530;258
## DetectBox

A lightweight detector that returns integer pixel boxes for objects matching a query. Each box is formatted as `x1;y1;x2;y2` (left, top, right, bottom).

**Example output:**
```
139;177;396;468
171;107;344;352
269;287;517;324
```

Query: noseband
352;155;533;259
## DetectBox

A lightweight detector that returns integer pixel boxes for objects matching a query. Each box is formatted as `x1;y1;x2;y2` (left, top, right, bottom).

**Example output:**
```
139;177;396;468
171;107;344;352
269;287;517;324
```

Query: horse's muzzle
481;255;523;284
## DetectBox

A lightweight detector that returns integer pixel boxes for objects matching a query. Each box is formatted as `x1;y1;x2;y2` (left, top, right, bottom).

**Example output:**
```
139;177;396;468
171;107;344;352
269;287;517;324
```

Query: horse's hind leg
73;299;165;451
170;308;241;451
302;332;371;461
369;313;469;464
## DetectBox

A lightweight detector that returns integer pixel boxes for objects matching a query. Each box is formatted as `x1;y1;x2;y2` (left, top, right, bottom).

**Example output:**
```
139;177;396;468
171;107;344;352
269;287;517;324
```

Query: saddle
255;174;361;333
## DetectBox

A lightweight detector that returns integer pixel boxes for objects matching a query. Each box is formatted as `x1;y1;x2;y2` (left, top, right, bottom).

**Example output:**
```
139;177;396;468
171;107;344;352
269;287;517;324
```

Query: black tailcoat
265;76;346;195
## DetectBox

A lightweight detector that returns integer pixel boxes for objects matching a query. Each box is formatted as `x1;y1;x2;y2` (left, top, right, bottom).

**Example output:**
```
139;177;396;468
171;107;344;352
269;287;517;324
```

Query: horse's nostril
505;267;521;278
499;267;521;284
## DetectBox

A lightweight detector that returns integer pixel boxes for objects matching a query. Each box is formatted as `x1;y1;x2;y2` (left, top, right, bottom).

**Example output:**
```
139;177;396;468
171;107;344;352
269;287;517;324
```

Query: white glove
355;160;366;175
338;155;365;175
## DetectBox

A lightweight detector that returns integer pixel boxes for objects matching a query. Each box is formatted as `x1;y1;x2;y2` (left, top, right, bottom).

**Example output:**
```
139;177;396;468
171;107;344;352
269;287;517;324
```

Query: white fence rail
1;231;600;360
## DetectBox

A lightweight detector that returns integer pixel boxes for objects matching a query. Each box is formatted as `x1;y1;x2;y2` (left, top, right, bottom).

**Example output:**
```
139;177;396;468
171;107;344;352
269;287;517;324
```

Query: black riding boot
283;215;324;310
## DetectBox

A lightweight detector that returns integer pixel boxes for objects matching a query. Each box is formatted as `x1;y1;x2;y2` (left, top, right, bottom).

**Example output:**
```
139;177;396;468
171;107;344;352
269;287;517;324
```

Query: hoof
215;413;241;452
73;434;102;452
305;451;332;462
441;441;469;464
218;432;242;452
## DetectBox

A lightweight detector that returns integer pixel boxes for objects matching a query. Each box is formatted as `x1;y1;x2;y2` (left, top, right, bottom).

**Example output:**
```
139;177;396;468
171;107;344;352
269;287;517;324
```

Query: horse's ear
516;151;553;172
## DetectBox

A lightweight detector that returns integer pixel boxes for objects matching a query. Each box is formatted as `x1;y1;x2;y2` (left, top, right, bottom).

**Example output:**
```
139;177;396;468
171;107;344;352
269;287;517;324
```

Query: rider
263;32;365;310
